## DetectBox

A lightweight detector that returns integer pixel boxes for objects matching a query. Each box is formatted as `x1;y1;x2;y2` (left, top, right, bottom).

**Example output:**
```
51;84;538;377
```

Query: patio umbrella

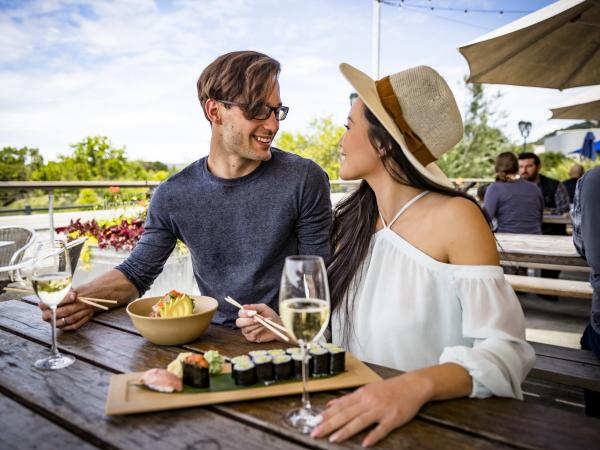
571;131;598;159
459;0;600;89
550;85;600;119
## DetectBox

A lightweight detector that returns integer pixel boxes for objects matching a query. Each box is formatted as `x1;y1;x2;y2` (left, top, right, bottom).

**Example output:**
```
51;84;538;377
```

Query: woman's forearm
400;362;473;403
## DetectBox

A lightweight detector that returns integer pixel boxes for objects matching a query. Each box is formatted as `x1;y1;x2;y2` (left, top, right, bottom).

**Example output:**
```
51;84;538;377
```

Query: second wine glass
279;255;330;434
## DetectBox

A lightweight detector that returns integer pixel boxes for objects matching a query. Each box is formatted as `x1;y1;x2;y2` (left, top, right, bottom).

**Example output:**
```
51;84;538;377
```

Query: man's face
217;81;282;162
519;158;539;181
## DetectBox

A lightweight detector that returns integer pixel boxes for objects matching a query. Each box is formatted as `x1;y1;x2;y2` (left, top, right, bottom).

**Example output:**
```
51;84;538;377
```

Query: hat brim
339;63;453;189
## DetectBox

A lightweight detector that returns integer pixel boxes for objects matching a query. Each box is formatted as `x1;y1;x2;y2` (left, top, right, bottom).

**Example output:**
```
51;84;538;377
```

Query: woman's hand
236;303;284;343
310;373;433;447
38;289;95;331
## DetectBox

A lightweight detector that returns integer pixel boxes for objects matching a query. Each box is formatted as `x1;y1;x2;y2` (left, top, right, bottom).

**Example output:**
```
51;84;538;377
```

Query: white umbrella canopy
459;0;600;89
551;85;600;119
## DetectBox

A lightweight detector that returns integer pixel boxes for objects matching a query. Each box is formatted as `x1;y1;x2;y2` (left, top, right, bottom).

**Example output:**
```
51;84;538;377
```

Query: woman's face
339;99;383;181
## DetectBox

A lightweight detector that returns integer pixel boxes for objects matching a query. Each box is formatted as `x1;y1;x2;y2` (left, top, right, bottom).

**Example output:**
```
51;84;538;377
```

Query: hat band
375;77;436;166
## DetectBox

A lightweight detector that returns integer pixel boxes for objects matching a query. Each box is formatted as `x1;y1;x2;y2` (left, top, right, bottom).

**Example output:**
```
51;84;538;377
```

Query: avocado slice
160;294;194;318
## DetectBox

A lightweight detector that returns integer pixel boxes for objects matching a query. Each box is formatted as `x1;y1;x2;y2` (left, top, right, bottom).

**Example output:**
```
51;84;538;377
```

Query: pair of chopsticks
4;287;117;311
224;295;290;342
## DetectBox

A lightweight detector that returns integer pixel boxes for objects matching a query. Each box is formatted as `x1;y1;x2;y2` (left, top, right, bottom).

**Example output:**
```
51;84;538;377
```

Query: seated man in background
572;166;600;417
563;163;585;204
39;50;332;330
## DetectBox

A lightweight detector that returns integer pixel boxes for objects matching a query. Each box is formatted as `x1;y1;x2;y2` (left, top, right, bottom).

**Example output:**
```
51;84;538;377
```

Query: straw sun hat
339;63;463;188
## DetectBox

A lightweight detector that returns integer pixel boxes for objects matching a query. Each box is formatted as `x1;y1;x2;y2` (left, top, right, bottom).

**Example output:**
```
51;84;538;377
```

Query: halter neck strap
378;191;430;229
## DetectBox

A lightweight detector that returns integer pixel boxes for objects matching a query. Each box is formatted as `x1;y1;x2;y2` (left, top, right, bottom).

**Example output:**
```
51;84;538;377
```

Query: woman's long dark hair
328;105;490;345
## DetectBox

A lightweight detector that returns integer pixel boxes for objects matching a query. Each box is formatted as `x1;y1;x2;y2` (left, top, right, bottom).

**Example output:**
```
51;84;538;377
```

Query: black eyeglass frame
217;100;289;121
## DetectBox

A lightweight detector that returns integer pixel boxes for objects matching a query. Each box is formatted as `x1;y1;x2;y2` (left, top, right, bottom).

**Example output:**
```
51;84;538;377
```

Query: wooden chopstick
254;315;289;342
224;295;291;338
4;287;116;310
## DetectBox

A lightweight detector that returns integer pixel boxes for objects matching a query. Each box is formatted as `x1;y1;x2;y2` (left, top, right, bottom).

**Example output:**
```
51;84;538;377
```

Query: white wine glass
31;240;76;370
279;255;330;434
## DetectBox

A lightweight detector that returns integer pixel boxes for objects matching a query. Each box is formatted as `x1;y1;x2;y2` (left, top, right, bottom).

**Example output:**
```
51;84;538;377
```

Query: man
40;51;332;329
572;166;600;416
518;152;570;297
563;163;585;203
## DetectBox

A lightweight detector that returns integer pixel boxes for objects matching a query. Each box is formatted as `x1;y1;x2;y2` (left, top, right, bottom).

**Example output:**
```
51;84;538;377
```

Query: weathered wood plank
0;329;309;450
505;274;593;299
0;394;100;450
531;355;600;391
0;299;516;449
530;341;600;366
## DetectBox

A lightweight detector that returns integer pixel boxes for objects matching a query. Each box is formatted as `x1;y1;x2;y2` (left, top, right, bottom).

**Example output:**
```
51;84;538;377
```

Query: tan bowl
126;295;218;345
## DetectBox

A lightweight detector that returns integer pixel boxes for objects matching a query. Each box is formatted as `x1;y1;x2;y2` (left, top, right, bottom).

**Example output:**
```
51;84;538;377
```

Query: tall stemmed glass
279;255;330;434
31;241;76;370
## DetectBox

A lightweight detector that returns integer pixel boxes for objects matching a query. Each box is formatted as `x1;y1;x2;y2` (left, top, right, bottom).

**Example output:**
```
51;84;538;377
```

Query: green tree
438;81;519;178
0;146;44;181
276;117;344;179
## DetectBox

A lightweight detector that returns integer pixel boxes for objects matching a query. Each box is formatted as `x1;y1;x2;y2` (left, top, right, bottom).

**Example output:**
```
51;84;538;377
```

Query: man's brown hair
197;51;281;122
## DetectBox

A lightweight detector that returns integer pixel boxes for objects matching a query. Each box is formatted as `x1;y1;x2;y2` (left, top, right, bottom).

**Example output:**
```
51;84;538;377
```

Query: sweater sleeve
115;184;177;295
295;160;332;264
439;267;535;399
482;183;499;221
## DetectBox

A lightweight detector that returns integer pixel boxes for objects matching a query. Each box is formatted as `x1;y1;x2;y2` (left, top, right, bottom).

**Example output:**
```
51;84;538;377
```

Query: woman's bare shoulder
435;195;500;266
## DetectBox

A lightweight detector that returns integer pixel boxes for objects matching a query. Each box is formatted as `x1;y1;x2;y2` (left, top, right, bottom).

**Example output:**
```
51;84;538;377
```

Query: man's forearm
73;269;139;307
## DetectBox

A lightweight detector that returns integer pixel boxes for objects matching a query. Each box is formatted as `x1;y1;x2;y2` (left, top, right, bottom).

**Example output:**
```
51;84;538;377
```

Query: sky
0;0;588;164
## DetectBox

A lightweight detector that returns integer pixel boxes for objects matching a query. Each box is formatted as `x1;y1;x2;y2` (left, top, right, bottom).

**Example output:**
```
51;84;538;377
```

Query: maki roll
291;353;312;379
272;354;293;380
233;360;257;386
329;347;346;375
309;345;330;377
230;355;251;379
248;350;268;360
182;354;210;388
285;347;302;357
267;349;286;358
253;354;274;383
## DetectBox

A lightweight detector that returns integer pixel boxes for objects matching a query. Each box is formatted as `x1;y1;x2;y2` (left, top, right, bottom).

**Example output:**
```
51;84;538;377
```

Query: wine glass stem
300;341;311;410
50;306;60;358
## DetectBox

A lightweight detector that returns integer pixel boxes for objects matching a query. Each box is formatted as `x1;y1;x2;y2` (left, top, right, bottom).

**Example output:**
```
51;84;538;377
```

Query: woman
483;152;543;234
237;64;534;447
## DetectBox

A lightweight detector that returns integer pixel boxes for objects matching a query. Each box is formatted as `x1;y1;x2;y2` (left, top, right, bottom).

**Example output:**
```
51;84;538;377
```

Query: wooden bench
528;341;600;393
506;274;593;299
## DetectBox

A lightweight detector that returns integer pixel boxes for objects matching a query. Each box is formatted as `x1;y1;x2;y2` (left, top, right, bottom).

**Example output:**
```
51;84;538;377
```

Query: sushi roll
267;349;286;358
272;354;293;380
253;354;274;383
230;355;251;379
291;353;312;380
140;368;183;393
322;342;343;352
285;347;302;357
233;360;257;386
329;347;346;375
309;346;330;377
248;350;268;360
182;354;210;388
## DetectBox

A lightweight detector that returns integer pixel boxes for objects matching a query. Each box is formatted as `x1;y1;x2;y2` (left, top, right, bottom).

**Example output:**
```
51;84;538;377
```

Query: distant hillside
534;120;599;144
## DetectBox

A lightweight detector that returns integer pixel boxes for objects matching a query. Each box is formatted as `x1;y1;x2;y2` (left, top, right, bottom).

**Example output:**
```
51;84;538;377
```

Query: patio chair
0;227;36;280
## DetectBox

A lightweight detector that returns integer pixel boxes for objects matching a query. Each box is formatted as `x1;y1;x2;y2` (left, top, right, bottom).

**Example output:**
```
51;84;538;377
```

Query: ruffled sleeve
439;267;535;399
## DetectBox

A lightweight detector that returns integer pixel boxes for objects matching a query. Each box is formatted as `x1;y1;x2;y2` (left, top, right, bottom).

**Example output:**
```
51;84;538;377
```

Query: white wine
280;298;330;343
32;272;72;307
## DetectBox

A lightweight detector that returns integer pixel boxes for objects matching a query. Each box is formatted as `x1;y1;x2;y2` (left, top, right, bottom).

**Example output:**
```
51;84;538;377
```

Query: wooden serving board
105;353;381;415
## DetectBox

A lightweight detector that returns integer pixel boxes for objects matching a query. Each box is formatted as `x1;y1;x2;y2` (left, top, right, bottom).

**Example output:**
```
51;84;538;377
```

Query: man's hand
236;303;283;343
38;289;94;331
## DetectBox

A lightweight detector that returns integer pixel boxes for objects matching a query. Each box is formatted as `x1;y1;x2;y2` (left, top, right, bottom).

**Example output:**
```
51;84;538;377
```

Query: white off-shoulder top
331;192;535;399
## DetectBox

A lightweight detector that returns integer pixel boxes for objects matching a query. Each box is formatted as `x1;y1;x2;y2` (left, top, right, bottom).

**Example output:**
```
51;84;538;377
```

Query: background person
39;50;332;330
572;166;600;417
483;152;543;234
239;64;534;447
564;163;585;203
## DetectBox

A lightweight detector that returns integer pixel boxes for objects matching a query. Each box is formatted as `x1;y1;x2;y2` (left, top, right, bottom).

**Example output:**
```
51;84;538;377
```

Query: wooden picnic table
543;214;572;226
1;293;599;450
496;233;589;272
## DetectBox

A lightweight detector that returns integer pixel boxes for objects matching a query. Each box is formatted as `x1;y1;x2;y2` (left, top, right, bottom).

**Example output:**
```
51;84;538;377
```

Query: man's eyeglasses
217;100;289;121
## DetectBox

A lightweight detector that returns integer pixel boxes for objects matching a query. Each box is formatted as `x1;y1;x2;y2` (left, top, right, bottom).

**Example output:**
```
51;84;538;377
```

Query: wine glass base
283;407;323;434
34;354;75;370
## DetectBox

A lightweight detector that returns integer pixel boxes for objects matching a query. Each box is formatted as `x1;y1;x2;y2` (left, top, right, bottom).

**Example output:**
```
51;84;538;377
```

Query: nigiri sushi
140;368;183;393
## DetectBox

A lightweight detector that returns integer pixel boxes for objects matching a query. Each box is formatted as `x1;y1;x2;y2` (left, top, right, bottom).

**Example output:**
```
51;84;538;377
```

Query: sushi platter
105;349;381;416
